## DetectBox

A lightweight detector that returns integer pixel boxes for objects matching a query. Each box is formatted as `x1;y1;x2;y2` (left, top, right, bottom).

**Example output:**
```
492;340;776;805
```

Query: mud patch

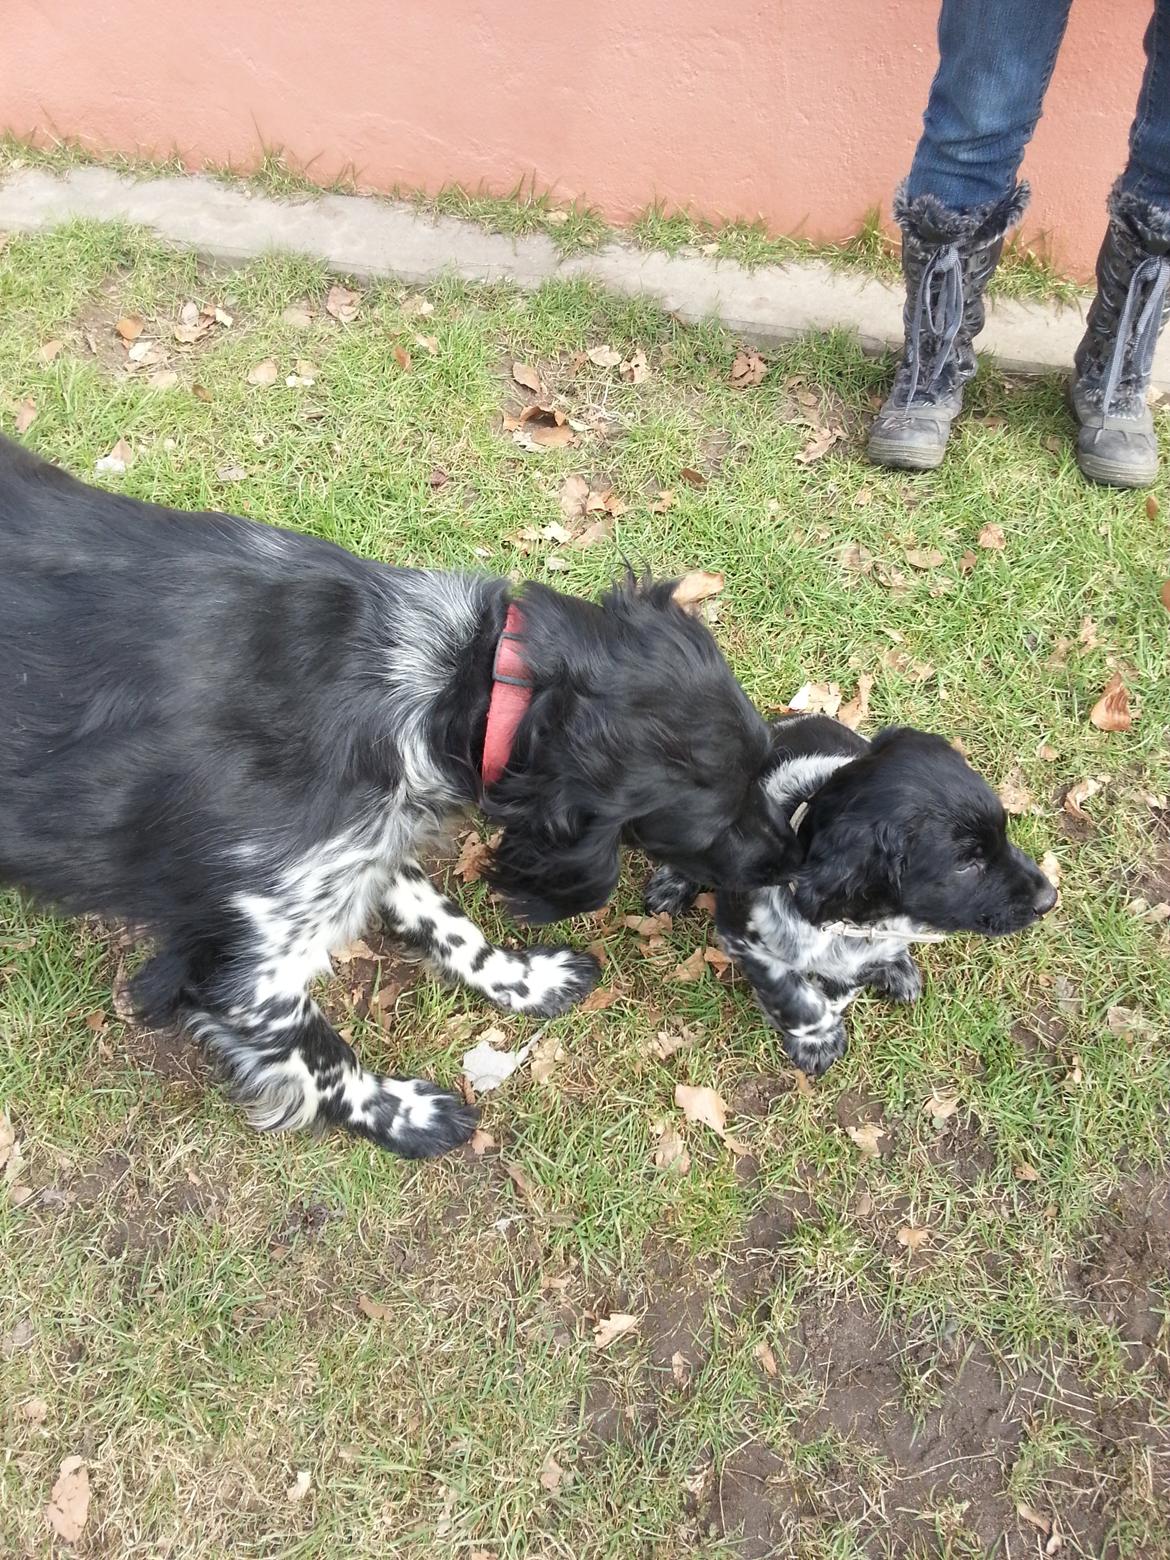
1067;1167;1170;1359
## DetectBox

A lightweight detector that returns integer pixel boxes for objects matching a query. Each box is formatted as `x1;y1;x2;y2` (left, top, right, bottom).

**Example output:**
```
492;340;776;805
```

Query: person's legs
908;0;1073;211
1072;0;1170;487
869;0;1073;471
1119;0;1170;208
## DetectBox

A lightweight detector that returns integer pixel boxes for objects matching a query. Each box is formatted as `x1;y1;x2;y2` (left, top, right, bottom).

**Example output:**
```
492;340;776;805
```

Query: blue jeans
907;0;1170;211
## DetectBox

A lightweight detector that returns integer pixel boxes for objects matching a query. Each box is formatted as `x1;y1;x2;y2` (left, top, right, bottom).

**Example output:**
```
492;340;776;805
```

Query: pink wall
2;1;1150;279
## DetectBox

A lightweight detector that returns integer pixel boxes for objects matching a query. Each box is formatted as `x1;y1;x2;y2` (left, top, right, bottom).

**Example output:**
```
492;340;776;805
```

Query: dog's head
790;726;1057;936
483;577;795;922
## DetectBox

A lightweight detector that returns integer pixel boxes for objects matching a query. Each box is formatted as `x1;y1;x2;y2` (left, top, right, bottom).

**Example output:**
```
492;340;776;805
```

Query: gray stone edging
2;164;1163;387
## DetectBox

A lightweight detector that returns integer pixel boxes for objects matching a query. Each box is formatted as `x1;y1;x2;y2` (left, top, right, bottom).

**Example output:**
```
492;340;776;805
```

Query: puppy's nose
1033;878;1058;916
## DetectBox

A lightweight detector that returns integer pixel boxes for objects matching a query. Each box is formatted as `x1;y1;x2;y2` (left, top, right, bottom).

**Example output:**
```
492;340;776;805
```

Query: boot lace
1101;252;1170;417
896;243;964;408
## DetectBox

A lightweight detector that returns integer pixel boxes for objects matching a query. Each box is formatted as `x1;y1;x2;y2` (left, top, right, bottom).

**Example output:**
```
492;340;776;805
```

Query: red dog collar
481;603;532;788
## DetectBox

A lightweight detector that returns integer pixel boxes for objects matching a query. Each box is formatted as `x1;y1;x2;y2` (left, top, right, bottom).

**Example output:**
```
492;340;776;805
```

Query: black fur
0;435;791;1157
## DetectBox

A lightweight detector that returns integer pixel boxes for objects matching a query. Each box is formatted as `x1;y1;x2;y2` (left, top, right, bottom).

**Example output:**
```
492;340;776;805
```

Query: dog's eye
953;860;983;879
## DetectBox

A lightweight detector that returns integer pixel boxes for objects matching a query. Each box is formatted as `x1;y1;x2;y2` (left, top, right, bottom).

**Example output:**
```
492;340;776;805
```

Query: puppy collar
481;603;532;789
785;797;947;943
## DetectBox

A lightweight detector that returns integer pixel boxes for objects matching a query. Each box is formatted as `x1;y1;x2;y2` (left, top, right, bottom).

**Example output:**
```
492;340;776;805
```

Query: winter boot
1071;187;1170;488
868;184;1028;471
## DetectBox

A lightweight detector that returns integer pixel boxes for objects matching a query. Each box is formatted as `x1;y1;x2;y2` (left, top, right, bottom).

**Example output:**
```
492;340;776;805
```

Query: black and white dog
0;435;795;1157
647;716;1057;1076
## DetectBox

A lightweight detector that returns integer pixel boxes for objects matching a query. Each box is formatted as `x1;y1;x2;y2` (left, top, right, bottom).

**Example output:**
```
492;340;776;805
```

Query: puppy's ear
485;810;623;924
793;817;905;925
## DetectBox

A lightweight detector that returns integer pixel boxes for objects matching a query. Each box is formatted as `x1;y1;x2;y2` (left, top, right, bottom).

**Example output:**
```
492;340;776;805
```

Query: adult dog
0;436;794;1157
646;716;1057;1075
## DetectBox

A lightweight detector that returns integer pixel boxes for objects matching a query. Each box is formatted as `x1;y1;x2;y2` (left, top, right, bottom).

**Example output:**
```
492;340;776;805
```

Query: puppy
646;717;1057;1075
0;435;795;1157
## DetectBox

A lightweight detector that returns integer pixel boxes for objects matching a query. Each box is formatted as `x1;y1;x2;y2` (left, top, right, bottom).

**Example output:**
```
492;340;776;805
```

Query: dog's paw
492;947;601;1017
780;1019;848;1078
870;955;923;1005
645;866;700;917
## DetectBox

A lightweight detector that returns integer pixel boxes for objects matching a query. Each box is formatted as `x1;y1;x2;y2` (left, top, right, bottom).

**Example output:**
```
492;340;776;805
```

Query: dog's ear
485;808;623;924
793;816;905;925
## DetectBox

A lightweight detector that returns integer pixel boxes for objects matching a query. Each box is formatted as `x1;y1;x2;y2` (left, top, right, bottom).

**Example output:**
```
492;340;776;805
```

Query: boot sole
866;437;947;472
1076;451;1159;489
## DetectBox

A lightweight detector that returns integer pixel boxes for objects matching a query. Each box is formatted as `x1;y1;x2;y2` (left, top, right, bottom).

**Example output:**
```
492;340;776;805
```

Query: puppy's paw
871;955;923;1005
494;947;601;1017
780;1019;848;1079
645;866;699;917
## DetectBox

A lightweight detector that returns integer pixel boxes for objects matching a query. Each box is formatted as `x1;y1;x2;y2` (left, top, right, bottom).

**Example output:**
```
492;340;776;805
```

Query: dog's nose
1033;878;1058;916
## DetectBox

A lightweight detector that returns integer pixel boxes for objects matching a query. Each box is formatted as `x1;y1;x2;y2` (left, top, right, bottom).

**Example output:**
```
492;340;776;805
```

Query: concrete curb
2;164;1164;387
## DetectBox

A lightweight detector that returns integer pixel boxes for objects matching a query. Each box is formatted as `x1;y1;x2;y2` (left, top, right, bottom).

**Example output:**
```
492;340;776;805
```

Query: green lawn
1;221;1168;1559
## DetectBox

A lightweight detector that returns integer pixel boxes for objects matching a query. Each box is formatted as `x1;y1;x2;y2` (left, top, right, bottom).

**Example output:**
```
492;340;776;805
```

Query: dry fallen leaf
978;521;1006;551
753;1340;778;1377
21;1396;49;1423
672;570;724;610
1063;776;1104;821
1160;581;1170;614
625;912;674;938
837;673;874;731
149;369;180;391
846;1122;888;1159
455;829;496;884
357;1294;392;1321
512;361;544;394
679;466;707;488
462;1032;533;1094
1015;1162;1041;1183
0;1114;14;1174
730;350;767;389
671;1350;691;1386
468;1127;496;1156
1040;850;1062;890
653;1123;691;1173
1036;741;1060;762
247;358;279;387
1089;673;1132;733
897;1225;931;1252
400;293;434;317
587;344;622;368
1105;1005;1155;1039
580;986;618;1013
905;547;945;570
539;1452;567;1492
922;1089;960;1123
392;345;412;373
670;947;708;984
115;314;145;343
839;540;874;574
650;489;676;513
14;398;37;434
281;304;314;328
593;1312;640;1349
998;768;1034;816
558;474;590;519
45;1456;89;1544
1017;1502;1053;1537
620;349;649;384
325;284;361;322
38;339;64;365
674;1083;731;1140
530;1033;564;1086
94;438;134;475
787;681;843;718
794;426;842;465
286;1470;312;1504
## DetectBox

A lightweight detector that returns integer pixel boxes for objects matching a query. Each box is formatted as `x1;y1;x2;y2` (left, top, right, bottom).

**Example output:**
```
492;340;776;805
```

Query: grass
0;134;1085;301
1;221;1168;1557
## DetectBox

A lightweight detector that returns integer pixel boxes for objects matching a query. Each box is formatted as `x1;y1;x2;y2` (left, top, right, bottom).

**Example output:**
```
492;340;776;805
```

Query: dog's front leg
862;950;923;1005
644;865;702;916
382;862;600;1017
